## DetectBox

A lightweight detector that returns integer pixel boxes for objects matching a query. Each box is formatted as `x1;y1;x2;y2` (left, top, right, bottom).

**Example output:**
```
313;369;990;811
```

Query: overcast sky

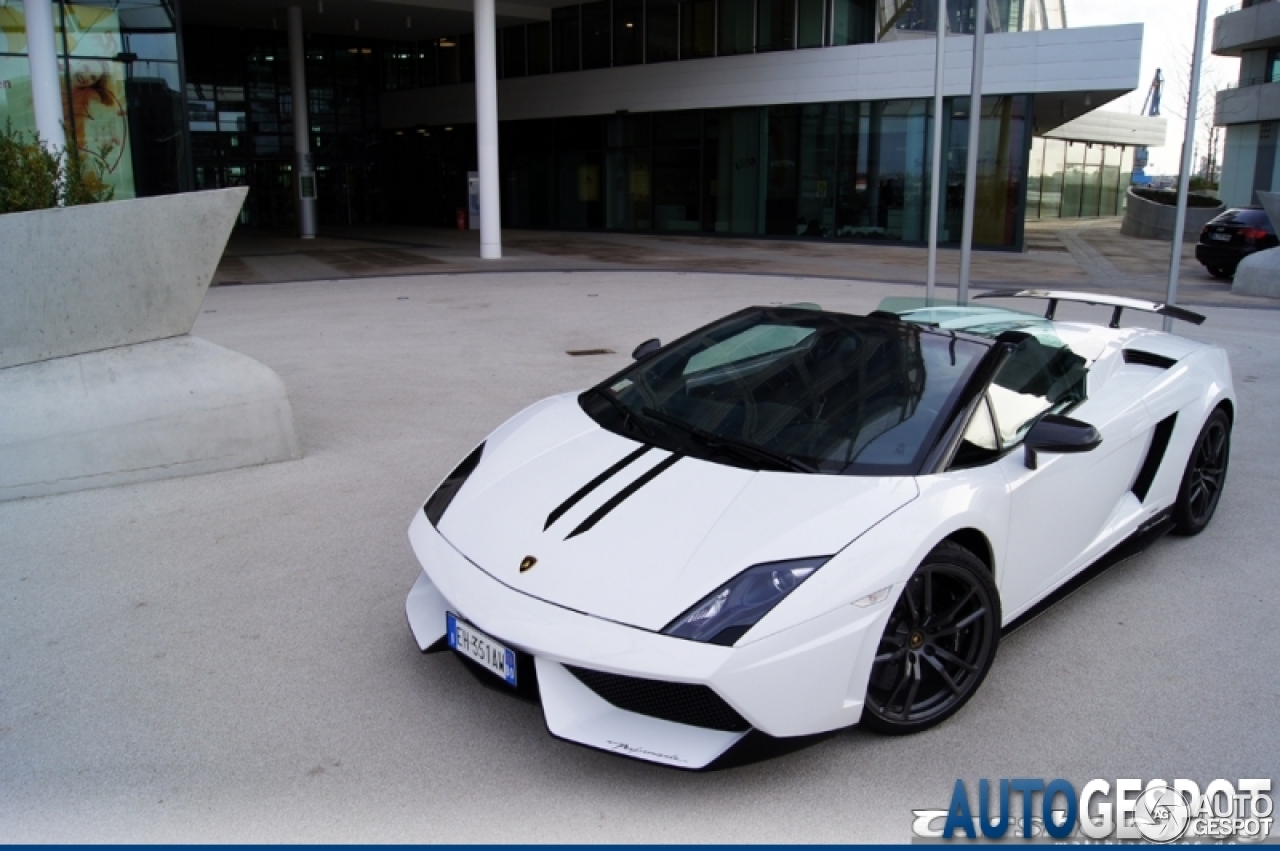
1065;0;1239;175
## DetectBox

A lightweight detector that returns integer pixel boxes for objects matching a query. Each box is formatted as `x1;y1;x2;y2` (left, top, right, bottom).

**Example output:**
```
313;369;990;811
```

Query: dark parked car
1196;207;1278;279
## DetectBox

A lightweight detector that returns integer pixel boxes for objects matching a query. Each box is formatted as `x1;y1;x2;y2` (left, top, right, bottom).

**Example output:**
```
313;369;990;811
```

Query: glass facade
381;0;883;93
1025;136;1135;220
0;0;189;199
390;95;1030;247
184;27;384;228
376;0;1064;94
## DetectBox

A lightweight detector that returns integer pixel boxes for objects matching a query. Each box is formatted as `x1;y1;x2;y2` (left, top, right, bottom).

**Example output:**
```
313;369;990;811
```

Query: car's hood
437;394;918;631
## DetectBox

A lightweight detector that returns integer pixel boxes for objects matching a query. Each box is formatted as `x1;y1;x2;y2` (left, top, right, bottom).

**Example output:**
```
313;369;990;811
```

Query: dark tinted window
647;0;679;62
583;308;990;475
1212;207;1272;229
581;1;612;69
552;6;581;72
527;22;552;74
615;0;644;65
502;26;526;77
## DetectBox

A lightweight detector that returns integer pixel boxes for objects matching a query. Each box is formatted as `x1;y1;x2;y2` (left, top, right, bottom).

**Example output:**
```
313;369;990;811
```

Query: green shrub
1132;187;1221;208
0;121;114;214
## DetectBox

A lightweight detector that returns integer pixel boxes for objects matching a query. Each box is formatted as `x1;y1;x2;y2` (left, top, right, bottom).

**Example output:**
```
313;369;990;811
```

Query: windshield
580;307;991;476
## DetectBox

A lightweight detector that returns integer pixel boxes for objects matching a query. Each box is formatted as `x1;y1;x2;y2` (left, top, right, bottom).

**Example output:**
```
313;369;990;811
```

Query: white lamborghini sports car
404;291;1234;769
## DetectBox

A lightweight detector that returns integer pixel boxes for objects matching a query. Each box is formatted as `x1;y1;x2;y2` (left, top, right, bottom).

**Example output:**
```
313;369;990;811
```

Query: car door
979;337;1140;620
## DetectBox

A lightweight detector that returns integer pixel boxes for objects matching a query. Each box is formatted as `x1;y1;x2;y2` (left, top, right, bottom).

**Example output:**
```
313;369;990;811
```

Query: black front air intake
424;442;485;526
565;665;751;732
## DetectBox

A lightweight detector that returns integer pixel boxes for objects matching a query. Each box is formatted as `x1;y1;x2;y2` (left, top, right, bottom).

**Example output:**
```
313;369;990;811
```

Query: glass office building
0;0;189;199
1;0;1143;251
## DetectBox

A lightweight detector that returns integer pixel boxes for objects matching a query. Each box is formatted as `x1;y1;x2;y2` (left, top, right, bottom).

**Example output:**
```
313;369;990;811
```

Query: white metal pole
1164;0;1209;332
957;0;987;305
23;0;66;155
926;0;947;306
474;0;503;259
287;6;318;238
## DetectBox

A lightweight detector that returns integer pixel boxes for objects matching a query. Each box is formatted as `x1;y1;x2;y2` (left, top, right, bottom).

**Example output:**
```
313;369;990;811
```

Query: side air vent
564;666;751;732
1132;413;1178;502
1123;349;1177;370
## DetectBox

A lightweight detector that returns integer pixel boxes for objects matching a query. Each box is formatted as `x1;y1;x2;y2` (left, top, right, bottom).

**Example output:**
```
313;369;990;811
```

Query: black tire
861;542;1001;735
1209;266;1232;280
1172;408;1231;536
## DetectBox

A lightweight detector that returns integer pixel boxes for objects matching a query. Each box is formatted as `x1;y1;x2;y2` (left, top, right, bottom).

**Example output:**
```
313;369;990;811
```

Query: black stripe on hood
565;453;682;540
544;444;651;531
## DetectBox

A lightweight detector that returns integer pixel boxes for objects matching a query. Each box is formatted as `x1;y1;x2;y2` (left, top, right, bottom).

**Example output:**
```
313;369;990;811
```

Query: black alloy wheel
1173;408;1231;536
862;542;1000;735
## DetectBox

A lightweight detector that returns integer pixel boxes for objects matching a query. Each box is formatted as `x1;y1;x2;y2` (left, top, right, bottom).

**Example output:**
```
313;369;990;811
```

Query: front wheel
1172;408;1231;536
862;542;1000;735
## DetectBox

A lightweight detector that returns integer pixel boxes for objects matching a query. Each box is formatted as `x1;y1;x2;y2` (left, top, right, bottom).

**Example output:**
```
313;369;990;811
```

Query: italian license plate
1210;233;1231;241
447;613;517;686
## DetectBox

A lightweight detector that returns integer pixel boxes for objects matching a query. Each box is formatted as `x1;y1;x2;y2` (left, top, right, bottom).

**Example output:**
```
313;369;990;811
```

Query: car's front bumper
406;509;891;768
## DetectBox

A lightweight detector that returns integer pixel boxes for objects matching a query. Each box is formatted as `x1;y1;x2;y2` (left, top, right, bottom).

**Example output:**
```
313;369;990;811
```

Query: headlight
662;556;830;646
423;442;485;526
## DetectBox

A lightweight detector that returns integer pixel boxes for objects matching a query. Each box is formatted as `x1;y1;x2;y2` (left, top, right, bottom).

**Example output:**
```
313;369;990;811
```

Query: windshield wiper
589;388;656;439
639;407;816;473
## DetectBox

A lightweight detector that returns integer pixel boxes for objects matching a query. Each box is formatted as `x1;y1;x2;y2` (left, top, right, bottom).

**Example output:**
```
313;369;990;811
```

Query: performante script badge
519;555;537;573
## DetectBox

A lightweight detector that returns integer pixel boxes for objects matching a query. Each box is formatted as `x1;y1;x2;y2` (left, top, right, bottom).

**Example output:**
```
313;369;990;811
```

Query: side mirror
632;338;661;360
1023;414;1102;470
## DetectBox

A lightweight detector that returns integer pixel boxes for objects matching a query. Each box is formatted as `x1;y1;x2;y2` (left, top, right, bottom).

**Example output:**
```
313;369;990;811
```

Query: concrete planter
1120;187;1224;242
0;187;301;500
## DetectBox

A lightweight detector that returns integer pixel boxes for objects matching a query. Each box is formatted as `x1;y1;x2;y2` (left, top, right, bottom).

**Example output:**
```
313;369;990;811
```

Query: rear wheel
1209;266;1231;280
862;542;1000;735
1172;408;1231;536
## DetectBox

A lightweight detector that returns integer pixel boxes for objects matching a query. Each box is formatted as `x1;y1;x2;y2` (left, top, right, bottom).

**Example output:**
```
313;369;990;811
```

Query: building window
683;0;716;58
757;0;795;52
718;0;754;55
830;0;874;45
1267;47;1280;84
646;0;679;62
437;37;460;84
797;0;825;48
459;33;475;82
502;26;527;77
527;22;552;74
552;6;581;72
653;111;703;231
581;1;612;69
614;0;645;65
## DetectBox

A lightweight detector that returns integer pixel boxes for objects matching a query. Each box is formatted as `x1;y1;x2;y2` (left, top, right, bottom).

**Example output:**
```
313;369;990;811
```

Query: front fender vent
1123;349;1178;370
564;665;751;732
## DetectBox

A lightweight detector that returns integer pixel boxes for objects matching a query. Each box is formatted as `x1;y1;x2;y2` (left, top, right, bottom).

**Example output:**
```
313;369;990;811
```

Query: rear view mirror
632;338;661;360
1023;414;1102;470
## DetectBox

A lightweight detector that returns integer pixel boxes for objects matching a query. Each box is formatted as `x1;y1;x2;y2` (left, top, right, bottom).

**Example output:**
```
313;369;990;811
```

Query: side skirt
1002;510;1175;635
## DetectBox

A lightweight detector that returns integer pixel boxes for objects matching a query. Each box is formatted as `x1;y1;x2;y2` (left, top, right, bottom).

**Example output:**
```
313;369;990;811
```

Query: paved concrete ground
2;271;1278;842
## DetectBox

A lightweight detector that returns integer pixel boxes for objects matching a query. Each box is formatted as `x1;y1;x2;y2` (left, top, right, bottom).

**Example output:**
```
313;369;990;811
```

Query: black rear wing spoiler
973;290;1205;328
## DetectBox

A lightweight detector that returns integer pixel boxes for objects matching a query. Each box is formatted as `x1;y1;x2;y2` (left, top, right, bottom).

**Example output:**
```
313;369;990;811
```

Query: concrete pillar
287;6;318;239
473;0;502;258
23;0;66;154
957;0;987;305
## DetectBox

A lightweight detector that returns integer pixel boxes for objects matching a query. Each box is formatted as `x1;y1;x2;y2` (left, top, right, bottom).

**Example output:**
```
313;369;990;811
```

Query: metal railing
1224;74;1280;89
1223;0;1276;14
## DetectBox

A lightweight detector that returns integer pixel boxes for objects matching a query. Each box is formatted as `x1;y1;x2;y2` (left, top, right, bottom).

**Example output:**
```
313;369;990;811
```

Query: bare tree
1159;35;1233;181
